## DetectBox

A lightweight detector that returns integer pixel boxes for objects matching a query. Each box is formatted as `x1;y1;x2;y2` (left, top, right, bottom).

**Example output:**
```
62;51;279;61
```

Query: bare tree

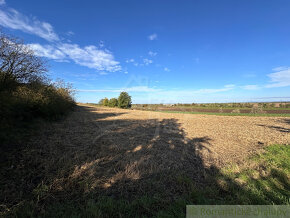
0;31;47;91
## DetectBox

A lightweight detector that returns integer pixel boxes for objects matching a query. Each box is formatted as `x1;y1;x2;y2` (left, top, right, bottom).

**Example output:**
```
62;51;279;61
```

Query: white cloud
148;33;157;40
66;31;74;36
124;71;128;74
148;51;157;56
0;4;121;73
241;85;260;90
192;84;235;94
243;73;256;78
125;58;135;63
99;72;108;75
143;58;153;65
266;67;290;88
76;86;159;93
58;43;121;72
194;57;200;64
125;86;160;92
29;43;121;72
77;85;235;95
28;43;66;60
272;66;288;72
0;0;5;6
164;67;170;72
131;85;236;103
0;7;59;41
77;84;238;104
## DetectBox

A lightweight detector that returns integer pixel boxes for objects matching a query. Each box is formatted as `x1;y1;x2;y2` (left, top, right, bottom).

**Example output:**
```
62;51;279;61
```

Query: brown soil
145;107;290;114
1;104;289;210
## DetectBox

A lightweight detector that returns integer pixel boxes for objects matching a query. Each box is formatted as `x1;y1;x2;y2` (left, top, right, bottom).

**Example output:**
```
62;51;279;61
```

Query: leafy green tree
108;98;118;107
118;92;132;108
103;97;109;106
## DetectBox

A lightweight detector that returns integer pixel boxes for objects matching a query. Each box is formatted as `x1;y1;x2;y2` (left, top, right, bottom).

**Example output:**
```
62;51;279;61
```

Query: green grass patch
215;144;290;205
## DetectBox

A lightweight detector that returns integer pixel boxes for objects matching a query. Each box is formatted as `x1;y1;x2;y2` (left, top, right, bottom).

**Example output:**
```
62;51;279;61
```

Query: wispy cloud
99;72;108;75
192;84;235;94
0;4;121;73
253;96;290;99
241;85;260;90
126;86;160;92
29;43;121;72
133;85;237;103
265;67;290;88
77;84;235;95
272;66;288;72
148;33;157;40
77;86;160;93
0;0;5;6
125;58;135;63
143;58;153;65
28;44;66;60
66;31;74;36
164;67;170;72
58;43;121;72
243;73;256;78
148;51;157;56
0;7;59;41
126;56;155;67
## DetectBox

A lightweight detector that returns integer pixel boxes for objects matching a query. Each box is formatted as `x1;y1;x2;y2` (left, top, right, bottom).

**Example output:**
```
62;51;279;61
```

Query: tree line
0;31;75;142
99;92;132;108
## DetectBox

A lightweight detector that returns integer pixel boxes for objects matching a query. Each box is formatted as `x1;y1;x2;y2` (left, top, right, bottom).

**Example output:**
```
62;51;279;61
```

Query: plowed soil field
2;104;289;212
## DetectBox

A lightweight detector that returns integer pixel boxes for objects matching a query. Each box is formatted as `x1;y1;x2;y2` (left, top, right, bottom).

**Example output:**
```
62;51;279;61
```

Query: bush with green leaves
118;92;132;108
102;98;109;106
108;98;118;107
0;31;75;143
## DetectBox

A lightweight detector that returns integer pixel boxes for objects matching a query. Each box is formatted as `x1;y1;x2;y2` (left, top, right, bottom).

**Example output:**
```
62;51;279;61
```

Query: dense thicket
108;98;118;107
118;92;132;108
99;92;132;109
0;32;75;142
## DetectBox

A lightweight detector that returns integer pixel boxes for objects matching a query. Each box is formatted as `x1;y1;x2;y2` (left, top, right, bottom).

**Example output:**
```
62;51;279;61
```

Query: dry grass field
1;104;289;216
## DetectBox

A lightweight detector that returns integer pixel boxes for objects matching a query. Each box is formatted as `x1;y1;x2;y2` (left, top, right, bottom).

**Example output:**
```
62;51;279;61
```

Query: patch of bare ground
1;104;289;211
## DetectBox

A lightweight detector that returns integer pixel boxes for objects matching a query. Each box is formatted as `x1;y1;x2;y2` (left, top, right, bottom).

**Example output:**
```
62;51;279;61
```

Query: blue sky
1;0;290;103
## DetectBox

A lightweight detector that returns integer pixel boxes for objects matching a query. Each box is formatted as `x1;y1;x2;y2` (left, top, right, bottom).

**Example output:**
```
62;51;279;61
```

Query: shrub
0;31;75;143
231;109;240;113
108;98;118;107
102;98;109;106
250;106;265;114
0;80;75;121
118;92;132;108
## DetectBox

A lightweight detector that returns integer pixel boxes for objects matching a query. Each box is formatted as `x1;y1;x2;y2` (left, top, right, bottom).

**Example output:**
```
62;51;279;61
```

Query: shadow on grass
1;105;289;217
